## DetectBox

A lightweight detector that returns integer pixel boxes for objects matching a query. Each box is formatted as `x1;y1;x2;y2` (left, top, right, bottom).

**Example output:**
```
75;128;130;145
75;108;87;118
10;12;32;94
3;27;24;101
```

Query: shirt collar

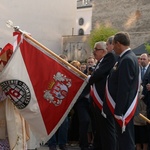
119;48;131;57
143;64;149;70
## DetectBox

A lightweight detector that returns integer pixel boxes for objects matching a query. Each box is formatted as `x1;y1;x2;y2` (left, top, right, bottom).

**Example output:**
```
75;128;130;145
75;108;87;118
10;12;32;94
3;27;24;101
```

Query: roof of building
132;41;150;56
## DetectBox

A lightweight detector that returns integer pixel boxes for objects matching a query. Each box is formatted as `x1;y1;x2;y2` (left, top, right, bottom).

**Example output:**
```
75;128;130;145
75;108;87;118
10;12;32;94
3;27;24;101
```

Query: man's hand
146;83;150;91
140;94;144;100
86;75;91;83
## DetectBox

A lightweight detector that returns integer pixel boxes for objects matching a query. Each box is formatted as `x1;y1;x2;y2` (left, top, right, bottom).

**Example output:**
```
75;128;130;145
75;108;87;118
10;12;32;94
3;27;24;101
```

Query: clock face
79;18;84;25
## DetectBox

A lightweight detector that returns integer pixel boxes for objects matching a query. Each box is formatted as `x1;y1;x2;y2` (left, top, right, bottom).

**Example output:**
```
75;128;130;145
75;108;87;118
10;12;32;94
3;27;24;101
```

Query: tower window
79;18;84;25
78;28;84;35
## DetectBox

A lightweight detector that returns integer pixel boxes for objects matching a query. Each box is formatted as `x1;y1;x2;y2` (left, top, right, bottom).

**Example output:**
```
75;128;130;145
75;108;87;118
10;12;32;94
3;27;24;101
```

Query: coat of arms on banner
44;72;72;106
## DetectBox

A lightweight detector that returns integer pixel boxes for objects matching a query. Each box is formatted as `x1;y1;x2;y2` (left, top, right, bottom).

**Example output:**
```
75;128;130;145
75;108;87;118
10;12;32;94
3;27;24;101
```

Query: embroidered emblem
0;80;31;109
43;72;72;106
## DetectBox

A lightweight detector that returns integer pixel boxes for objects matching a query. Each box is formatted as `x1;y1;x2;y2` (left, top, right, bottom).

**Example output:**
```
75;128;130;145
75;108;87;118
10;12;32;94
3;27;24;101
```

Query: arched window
78;28;84;35
79;18;84;25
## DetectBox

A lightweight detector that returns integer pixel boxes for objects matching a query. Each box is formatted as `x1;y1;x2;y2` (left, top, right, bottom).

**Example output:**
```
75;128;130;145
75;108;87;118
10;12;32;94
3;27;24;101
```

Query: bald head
140;53;149;67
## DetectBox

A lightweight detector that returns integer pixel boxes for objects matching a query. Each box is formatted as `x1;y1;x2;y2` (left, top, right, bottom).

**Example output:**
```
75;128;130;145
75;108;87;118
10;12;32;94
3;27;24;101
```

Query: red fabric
19;37;85;135
90;86;103;110
105;85;138;128
0;43;13;66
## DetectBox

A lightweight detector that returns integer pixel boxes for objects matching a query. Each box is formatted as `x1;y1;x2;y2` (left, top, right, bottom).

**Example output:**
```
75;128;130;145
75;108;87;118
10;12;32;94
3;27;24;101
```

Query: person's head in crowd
70;60;81;70
140;53;150;67
59;54;68;61
80;62;87;72
86;56;96;75
113;32;130;55
87;56;96;67
93;41;107;61
106;36;114;52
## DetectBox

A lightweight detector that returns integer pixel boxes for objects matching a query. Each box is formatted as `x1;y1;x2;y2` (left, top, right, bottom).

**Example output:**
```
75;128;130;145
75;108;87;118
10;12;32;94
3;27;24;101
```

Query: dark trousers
48;117;68;147
92;105;117;150
146;109;150;150
115;118;135;150
90;104;102;150
75;98;92;149
147;123;150;150
68;107;79;142
100;113;117;150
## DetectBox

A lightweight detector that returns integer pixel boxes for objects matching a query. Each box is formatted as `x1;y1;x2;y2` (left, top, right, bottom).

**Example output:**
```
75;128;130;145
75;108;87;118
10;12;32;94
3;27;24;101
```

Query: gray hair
107;36;114;44
94;41;107;50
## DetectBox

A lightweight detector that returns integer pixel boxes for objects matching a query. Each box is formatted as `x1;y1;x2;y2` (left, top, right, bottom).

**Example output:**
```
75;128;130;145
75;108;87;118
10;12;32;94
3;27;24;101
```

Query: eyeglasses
94;48;104;51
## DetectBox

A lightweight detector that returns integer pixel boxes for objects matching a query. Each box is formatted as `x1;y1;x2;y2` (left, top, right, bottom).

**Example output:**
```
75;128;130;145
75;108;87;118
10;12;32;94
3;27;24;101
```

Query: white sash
105;71;141;133
90;84;103;110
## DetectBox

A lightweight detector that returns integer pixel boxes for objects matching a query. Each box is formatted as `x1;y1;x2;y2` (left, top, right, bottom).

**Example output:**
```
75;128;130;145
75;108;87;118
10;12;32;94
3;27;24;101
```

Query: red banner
0;33;87;142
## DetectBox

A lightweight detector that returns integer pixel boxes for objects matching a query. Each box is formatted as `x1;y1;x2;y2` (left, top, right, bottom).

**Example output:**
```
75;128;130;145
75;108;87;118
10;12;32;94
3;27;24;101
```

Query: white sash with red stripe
90;84;103;110
105;72;141;133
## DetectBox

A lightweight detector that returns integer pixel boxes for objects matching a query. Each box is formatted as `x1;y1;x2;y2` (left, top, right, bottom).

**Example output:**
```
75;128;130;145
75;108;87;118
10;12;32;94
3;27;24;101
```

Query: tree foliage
88;25;118;49
145;42;150;54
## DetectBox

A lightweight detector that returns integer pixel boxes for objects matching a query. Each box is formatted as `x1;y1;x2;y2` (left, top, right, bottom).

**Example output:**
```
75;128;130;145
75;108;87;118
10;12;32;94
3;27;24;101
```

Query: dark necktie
141;67;145;80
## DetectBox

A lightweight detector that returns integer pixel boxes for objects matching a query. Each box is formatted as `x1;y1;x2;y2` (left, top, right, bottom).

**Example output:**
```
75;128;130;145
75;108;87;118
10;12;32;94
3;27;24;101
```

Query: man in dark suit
143;79;150;150
141;53;150;113
88;40;117;150
104;32;139;150
140;53;150;93
140;53;150;84
140;53;150;150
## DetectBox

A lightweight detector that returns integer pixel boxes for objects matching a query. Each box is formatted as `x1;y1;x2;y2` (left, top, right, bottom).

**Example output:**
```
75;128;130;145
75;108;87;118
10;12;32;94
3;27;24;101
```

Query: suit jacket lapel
143;65;150;80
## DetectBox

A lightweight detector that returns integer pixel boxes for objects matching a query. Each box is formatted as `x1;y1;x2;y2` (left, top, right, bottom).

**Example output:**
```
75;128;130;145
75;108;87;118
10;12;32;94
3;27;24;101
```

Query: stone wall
62;35;92;62
92;0;150;49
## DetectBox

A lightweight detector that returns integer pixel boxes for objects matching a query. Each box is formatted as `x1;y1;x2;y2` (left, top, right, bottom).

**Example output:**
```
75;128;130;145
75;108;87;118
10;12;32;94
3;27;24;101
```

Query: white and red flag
0;32;87;142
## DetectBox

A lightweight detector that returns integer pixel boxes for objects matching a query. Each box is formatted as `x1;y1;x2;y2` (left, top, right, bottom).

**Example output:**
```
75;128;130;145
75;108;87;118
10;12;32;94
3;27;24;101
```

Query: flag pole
139;113;150;124
13;26;87;79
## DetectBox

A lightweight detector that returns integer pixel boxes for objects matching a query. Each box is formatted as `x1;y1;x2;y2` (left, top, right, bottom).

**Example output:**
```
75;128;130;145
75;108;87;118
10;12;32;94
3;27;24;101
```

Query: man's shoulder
103;52;118;62
122;50;137;62
104;51;116;58
147;64;150;70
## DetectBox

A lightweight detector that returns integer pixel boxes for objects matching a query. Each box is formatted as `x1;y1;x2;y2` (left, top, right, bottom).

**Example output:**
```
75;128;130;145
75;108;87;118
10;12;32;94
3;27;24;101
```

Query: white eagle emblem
43;72;72;106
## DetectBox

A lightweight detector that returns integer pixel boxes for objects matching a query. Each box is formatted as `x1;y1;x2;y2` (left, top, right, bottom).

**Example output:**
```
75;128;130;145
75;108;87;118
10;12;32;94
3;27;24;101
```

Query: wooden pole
22;33;87;79
139;113;150;124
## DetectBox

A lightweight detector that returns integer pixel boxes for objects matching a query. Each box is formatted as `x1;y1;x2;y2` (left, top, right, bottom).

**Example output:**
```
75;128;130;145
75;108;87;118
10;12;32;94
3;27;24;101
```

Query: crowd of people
1;31;150;150
48;31;148;150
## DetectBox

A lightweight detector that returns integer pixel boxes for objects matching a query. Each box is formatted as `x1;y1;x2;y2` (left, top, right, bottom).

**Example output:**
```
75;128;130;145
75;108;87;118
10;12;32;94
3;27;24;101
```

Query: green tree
88;25;118;49
145;42;150;54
